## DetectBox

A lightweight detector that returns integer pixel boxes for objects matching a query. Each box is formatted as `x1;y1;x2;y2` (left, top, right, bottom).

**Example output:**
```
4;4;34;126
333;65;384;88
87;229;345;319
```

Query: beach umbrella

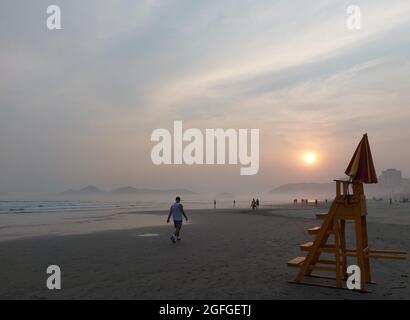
345;134;378;184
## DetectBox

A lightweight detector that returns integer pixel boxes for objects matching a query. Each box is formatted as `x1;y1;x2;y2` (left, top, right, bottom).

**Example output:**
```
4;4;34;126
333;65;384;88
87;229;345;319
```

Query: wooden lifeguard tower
287;135;407;291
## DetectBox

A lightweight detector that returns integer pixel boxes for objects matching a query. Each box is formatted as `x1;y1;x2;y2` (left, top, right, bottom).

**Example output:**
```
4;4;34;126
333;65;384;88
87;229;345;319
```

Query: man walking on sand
167;197;188;243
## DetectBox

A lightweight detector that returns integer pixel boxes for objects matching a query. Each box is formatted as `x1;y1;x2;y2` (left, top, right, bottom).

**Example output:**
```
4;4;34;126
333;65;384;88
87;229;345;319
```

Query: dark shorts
174;220;183;229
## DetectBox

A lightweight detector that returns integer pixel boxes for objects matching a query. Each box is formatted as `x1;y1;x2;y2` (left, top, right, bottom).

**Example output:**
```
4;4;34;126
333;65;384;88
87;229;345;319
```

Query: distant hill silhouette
111;186;196;195
111;186;139;194
270;183;334;195
63;186;196;196
63;185;105;195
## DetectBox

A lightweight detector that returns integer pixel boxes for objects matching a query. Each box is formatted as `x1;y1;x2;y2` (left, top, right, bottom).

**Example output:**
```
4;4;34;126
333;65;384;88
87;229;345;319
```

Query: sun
303;152;317;165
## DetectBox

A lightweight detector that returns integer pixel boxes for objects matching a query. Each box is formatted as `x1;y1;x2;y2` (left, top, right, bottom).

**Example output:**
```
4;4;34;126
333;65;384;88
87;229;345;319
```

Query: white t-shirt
171;202;183;221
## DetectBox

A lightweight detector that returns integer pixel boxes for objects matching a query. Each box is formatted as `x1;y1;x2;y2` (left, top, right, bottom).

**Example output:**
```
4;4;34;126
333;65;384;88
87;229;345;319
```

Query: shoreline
1;202;410;242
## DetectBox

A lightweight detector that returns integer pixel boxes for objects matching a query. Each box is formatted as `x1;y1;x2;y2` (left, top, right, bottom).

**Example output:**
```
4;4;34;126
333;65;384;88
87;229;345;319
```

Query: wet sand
0;206;409;299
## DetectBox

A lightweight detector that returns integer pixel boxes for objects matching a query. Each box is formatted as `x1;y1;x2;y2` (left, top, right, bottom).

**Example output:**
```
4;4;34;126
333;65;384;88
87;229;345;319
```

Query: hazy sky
1;0;410;196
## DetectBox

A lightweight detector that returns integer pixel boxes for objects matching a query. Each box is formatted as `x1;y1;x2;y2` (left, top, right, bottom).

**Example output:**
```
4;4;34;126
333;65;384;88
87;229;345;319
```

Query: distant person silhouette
214;200;217;209
251;198;256;211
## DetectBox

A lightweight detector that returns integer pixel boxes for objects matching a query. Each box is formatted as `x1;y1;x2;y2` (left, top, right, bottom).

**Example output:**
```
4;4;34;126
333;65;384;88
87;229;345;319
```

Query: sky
1;0;410;196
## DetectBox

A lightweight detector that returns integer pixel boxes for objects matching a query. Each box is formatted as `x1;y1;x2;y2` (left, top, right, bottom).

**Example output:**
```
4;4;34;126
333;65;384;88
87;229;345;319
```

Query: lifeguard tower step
308;226;334;235
300;242;314;251
287;256;306;268
288;256;337;269
316;213;328;220
308;226;321;235
300;242;337;253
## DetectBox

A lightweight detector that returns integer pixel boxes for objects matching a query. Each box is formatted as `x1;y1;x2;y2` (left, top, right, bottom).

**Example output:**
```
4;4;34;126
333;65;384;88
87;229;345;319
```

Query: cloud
1;0;410;194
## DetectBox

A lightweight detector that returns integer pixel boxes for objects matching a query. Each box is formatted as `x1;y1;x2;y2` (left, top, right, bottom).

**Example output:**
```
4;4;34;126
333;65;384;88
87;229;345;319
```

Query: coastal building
379;169;403;190
378;169;410;195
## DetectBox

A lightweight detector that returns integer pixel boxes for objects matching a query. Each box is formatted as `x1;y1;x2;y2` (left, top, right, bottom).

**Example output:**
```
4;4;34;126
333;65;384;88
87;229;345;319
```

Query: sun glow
303;152;317;165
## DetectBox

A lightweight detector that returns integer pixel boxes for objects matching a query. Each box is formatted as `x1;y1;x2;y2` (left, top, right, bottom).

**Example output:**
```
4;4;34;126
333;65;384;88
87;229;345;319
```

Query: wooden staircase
288;180;407;291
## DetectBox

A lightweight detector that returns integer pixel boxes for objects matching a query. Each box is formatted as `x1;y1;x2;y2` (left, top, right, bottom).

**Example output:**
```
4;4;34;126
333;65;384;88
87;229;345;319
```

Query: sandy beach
0;204;409;300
